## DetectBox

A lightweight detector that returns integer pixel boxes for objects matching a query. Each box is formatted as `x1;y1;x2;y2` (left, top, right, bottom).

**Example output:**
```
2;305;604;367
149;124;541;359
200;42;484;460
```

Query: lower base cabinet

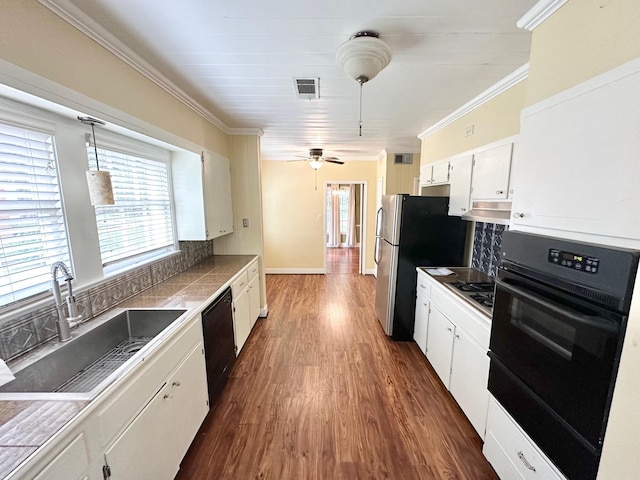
233;288;251;354
103;343;208;479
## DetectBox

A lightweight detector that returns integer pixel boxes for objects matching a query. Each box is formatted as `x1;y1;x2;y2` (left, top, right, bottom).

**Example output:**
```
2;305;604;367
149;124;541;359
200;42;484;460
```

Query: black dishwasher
201;287;236;405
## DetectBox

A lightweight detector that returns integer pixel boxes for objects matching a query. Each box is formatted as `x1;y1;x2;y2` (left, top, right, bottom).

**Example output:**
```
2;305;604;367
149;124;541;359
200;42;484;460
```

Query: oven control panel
548;249;599;273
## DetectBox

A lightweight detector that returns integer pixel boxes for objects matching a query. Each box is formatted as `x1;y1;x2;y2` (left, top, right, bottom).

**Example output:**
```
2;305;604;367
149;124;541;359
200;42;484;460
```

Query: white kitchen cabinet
248;274;260;329
413;293;430;356
484;397;566;480
448;155;473;215
420;161;449;186
450;329;490;437
233;288;251;355
104;381;178;480
510;61;640;244
32;433;89;480
426;305;455;387
172;149;233;241
171;344;209;462
204;151;234;238
471;143;512;200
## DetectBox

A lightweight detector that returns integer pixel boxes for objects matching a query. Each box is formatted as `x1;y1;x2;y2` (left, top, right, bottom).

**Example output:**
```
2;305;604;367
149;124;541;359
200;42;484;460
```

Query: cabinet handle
517;451;536;472
446;327;452;332
461;207;466;212
163;394;172;400
172;381;181;387
496;190;504;195
423;303;428;307
512;212;524;218
455;334;460;339
419;284;425;288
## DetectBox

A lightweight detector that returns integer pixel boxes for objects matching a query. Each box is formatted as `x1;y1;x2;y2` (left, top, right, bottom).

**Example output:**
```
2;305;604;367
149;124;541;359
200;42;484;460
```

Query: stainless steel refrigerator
374;195;468;340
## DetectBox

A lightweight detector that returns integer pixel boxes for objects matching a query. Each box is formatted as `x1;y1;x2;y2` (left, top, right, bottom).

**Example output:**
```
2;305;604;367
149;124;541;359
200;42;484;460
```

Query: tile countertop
418;266;494;319
0;254;257;479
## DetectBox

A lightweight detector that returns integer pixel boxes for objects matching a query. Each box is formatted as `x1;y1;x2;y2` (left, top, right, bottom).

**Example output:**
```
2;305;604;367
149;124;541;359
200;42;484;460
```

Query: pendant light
336;31;392;136
78;116;114;205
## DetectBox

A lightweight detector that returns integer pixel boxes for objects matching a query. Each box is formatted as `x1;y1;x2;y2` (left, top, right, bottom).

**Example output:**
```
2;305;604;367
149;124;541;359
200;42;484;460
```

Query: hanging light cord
90;122;101;171
358;82;363;137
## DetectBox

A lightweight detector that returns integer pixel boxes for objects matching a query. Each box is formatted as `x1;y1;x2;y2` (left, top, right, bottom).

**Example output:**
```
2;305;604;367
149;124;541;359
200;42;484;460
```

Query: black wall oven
488;231;639;480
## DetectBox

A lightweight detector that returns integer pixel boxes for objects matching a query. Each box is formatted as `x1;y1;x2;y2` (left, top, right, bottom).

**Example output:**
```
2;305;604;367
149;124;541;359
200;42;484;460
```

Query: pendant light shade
336;31;392;136
78;116;115;206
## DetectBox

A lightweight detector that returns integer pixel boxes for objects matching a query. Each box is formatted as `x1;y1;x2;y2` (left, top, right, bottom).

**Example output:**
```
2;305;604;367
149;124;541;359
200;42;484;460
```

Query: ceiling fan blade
286;159;308;162
294;155;310;159
324;159;344;165
322;156;340;161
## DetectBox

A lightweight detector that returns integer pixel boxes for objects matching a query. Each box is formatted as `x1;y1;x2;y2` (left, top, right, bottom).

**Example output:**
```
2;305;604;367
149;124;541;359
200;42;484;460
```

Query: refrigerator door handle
375;207;383;237
374;236;380;265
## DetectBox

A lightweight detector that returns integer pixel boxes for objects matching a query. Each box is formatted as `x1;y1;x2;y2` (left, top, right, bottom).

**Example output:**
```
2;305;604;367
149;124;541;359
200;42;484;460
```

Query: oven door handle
494;278;619;333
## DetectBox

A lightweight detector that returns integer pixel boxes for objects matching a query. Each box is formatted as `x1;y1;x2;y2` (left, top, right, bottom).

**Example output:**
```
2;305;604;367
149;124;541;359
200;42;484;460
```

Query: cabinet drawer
97;317;202;445
416;272;431;299
247;259;259;281
483;398;565;480
231;271;249;298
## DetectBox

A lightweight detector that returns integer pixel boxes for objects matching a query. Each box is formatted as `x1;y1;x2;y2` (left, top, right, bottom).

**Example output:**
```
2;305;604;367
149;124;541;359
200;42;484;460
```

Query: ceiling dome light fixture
336;31;392;136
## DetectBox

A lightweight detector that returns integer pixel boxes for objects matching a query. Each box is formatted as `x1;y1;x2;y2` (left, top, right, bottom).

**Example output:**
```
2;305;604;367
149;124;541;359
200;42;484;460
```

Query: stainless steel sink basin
0;309;186;398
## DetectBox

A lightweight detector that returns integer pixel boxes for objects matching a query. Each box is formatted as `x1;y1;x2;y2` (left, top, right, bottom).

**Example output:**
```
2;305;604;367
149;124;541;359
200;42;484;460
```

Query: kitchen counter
418;266;494;318
0;254;256;479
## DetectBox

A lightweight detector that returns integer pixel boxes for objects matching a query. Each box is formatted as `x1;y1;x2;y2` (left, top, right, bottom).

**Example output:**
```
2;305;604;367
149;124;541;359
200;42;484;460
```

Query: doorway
324;181;367;274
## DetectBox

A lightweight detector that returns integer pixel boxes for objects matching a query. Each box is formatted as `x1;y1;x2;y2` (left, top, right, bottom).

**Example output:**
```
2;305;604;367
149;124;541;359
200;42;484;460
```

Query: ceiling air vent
293;78;320;100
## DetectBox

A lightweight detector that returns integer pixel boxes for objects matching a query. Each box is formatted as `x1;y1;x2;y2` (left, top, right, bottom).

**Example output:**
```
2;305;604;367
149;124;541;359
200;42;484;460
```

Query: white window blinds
0;123;70;307
88;144;175;267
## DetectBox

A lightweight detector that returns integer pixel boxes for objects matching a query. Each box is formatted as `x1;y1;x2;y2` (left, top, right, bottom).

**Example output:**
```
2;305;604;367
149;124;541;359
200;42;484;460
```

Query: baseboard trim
364;268;376;275
264;268;325;274
259;305;268;317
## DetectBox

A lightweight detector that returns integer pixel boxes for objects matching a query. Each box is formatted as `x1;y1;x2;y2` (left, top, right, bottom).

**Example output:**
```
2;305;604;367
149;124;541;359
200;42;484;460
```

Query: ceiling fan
288;148;344;169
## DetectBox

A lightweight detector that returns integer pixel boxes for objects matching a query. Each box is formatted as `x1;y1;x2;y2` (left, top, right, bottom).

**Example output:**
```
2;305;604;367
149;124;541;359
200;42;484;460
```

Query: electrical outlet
465;125;474;137
242;218;249;228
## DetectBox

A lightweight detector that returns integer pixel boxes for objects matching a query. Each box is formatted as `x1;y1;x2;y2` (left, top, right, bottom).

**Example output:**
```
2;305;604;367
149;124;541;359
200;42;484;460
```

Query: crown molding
227;128;264;137
517;0;568;31
417;63;529;140
37;0;235;135
376;149;387;161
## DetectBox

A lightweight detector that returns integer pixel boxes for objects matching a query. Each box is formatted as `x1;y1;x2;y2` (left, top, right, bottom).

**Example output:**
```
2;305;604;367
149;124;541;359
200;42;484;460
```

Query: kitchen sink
0;309;186;399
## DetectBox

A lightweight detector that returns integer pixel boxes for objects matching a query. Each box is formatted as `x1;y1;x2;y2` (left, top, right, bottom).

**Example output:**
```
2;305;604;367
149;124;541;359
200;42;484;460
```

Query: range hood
461;200;512;225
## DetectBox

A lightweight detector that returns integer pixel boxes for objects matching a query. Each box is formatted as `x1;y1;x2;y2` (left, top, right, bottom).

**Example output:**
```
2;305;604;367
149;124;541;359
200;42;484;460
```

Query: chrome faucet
51;262;82;342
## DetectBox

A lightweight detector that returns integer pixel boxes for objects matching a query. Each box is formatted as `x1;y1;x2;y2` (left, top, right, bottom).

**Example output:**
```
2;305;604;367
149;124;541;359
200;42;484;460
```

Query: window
325;185;350;235
0;121;70;307
88;141;175;267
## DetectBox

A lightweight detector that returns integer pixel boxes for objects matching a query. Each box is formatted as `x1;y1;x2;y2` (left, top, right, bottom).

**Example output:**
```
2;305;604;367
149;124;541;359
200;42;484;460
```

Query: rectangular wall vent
394;153;414;164
293;78;320;100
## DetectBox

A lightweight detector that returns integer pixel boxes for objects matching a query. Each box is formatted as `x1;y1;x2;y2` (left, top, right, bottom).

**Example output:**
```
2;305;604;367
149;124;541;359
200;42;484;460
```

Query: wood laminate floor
325;247;360;274
176;274;498;479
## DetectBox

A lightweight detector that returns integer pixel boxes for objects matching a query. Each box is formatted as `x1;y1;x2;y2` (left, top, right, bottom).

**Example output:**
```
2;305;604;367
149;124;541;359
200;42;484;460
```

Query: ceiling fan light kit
336;31;392;136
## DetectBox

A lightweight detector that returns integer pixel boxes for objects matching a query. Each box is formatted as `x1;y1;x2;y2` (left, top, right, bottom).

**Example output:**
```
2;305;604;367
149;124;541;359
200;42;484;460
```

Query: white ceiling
50;0;537;161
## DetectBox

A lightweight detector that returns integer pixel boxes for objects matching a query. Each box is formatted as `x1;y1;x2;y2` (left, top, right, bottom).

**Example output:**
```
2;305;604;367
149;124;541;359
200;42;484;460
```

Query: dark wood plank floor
176;274;498;479
326;247;360;273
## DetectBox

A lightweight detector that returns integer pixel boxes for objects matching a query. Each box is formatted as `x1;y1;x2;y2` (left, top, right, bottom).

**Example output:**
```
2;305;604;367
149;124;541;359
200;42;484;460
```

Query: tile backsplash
471;222;508;277
0;241;213;361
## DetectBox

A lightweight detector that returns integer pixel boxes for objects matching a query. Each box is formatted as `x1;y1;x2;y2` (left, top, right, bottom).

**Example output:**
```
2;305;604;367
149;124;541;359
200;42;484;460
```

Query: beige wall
385;152;421;195
420;80;527;165
262;160;377;271
525;0;640;107
0;1;230;156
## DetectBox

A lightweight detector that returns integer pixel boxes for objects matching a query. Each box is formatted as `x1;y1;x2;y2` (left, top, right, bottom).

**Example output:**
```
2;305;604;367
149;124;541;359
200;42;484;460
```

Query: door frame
323;180;368;274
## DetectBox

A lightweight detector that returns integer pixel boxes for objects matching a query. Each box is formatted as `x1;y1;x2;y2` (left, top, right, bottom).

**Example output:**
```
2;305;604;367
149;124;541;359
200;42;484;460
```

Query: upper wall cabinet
470;143;512;201
448;155;473;216
172;150;234;241
510;60;640;242
420;161;449;187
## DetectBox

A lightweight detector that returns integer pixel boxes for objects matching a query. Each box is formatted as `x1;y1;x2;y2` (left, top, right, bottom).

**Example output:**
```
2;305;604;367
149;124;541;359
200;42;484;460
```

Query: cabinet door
426;305;455;388
233;289;251;355
104;383;178;480
248;274;260;329
171;343;209;462
203;151;234;239
448;155;473;215
471;144;512;200
450;328;490;438
431;162;450;184
33;433;89;480
413;295;430;356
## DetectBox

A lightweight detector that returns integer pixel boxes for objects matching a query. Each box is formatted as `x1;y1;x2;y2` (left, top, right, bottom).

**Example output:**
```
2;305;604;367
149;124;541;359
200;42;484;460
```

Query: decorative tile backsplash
0;241;213;361
471;222;508;277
